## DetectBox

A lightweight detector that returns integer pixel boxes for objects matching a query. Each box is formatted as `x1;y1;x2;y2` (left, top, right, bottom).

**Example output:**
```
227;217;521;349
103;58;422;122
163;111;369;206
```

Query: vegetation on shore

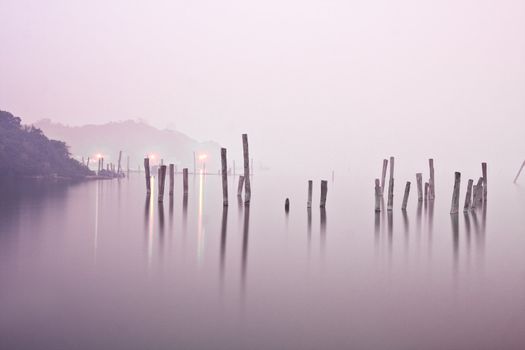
0;110;92;178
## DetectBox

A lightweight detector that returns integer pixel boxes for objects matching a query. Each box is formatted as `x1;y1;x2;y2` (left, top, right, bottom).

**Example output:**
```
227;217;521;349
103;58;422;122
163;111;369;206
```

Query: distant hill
0;110;92;178
33;119;221;171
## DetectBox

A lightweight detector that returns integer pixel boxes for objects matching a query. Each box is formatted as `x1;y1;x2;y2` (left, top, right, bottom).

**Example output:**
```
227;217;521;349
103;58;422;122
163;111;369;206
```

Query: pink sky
1;0;524;168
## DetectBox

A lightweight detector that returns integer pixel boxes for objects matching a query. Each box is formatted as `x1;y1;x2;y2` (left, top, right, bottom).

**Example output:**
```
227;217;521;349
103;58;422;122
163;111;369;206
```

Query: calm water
1;168;525;350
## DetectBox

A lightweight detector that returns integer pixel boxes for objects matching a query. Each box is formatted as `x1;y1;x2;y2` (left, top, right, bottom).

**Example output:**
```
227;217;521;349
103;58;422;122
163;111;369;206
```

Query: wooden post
476;177;484;207
320;180;328;208
464;179;473;212
374;179;381;212
117;150;122;175
237;175;245;196
401;181;410;211
450;172;461;214
380;159;388;195
242;134;251;204
169;164;174;196
424;182;429;201
307;180;313;208
513;160;525;183
221;148;228;206
285;198;290;212
482;162;487;201
144;158;151;194
183;168;188;194
416;173;423;201
86;157;90;169
97;158;101;174
233;160;236;176
387;156;394;210
158;165;167;202
101;157;104;172
429;158;435;200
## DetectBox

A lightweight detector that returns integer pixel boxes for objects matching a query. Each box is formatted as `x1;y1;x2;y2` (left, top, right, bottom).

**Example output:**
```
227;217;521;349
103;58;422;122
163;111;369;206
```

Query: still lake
1;166;525;350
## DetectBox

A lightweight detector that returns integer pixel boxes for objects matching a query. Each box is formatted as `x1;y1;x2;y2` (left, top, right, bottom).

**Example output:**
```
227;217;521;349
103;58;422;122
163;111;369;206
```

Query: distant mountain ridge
33;119;221;170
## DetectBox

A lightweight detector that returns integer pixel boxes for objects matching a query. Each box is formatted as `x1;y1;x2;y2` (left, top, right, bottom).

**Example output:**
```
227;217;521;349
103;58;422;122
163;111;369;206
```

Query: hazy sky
1;0;524;169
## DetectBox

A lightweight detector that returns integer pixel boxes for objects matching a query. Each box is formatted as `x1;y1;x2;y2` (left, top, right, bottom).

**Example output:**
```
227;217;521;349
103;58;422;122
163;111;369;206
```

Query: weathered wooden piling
101;157;104;172
86;157;90;169
307;180;313;208
424;182;429;201
416;173;423;201
464;179;473;212
401;181;411;211
320;180;328;208
387;156;394;210
221;148;228;206
374;179;381;212
97;158;101;174
482;162;487;201
242;134;251;204
158;165;167;202
169;164;174;196
450;172;461;214
117;151;122;175
144;158;151;194
285;198;290;212
476;177;484;206
183;168;189;194
380;159;388;195
237;175;245;196
514;160;525;183
429;158;435;200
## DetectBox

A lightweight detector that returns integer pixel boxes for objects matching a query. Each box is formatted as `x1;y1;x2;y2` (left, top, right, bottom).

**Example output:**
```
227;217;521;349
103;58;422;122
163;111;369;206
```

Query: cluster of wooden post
453;162;488;214
376;156;401;212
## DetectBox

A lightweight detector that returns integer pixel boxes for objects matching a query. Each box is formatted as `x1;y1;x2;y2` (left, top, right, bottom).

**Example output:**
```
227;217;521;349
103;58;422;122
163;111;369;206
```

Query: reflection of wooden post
380;159;388;195
307;180;313;208
401;181;410;211
416;173;423;201
429;158;435;200
158;165;167;202
450;172;461;214
387;156;394;210
221;148;228;206
320;180;328;208
464;179;473;212
513;160;525;183
237;175;245;196
482;162;487;201
374;179;381;212
169;164;174;196
144;158;151;194
242;134;251;204
183;168;188;194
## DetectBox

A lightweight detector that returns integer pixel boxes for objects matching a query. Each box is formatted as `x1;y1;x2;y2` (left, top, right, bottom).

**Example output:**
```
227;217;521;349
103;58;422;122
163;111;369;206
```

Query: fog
1;0;524;171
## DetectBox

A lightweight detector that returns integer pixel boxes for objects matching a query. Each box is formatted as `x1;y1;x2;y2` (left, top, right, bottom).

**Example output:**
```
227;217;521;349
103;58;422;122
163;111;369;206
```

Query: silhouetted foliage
0;110;93;178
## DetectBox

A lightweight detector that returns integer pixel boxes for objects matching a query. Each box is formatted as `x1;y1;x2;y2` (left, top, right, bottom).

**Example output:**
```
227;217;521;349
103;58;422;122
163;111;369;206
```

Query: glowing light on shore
198;154;208;161
95;153;102;159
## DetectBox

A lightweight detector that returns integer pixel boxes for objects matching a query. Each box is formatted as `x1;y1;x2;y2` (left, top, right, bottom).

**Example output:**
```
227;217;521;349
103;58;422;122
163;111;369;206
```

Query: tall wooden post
101;157;104;172
237;175;245;196
424;182;429;201
221;148;228;206
464;179;473;212
183;168;188;194
387;156;394;210
169;164;174;196
158;165;167;202
380;159;388;195
482;162;487;201
117;150;122;175
320;180;328;208
450;172;461;214
307;180;313;208
429;158;435;200
242;134;251;204
475;177;484;207
144;158;151;194
513;160;525;183
401;181;410;211
416;173;423;201
374;179;381;212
